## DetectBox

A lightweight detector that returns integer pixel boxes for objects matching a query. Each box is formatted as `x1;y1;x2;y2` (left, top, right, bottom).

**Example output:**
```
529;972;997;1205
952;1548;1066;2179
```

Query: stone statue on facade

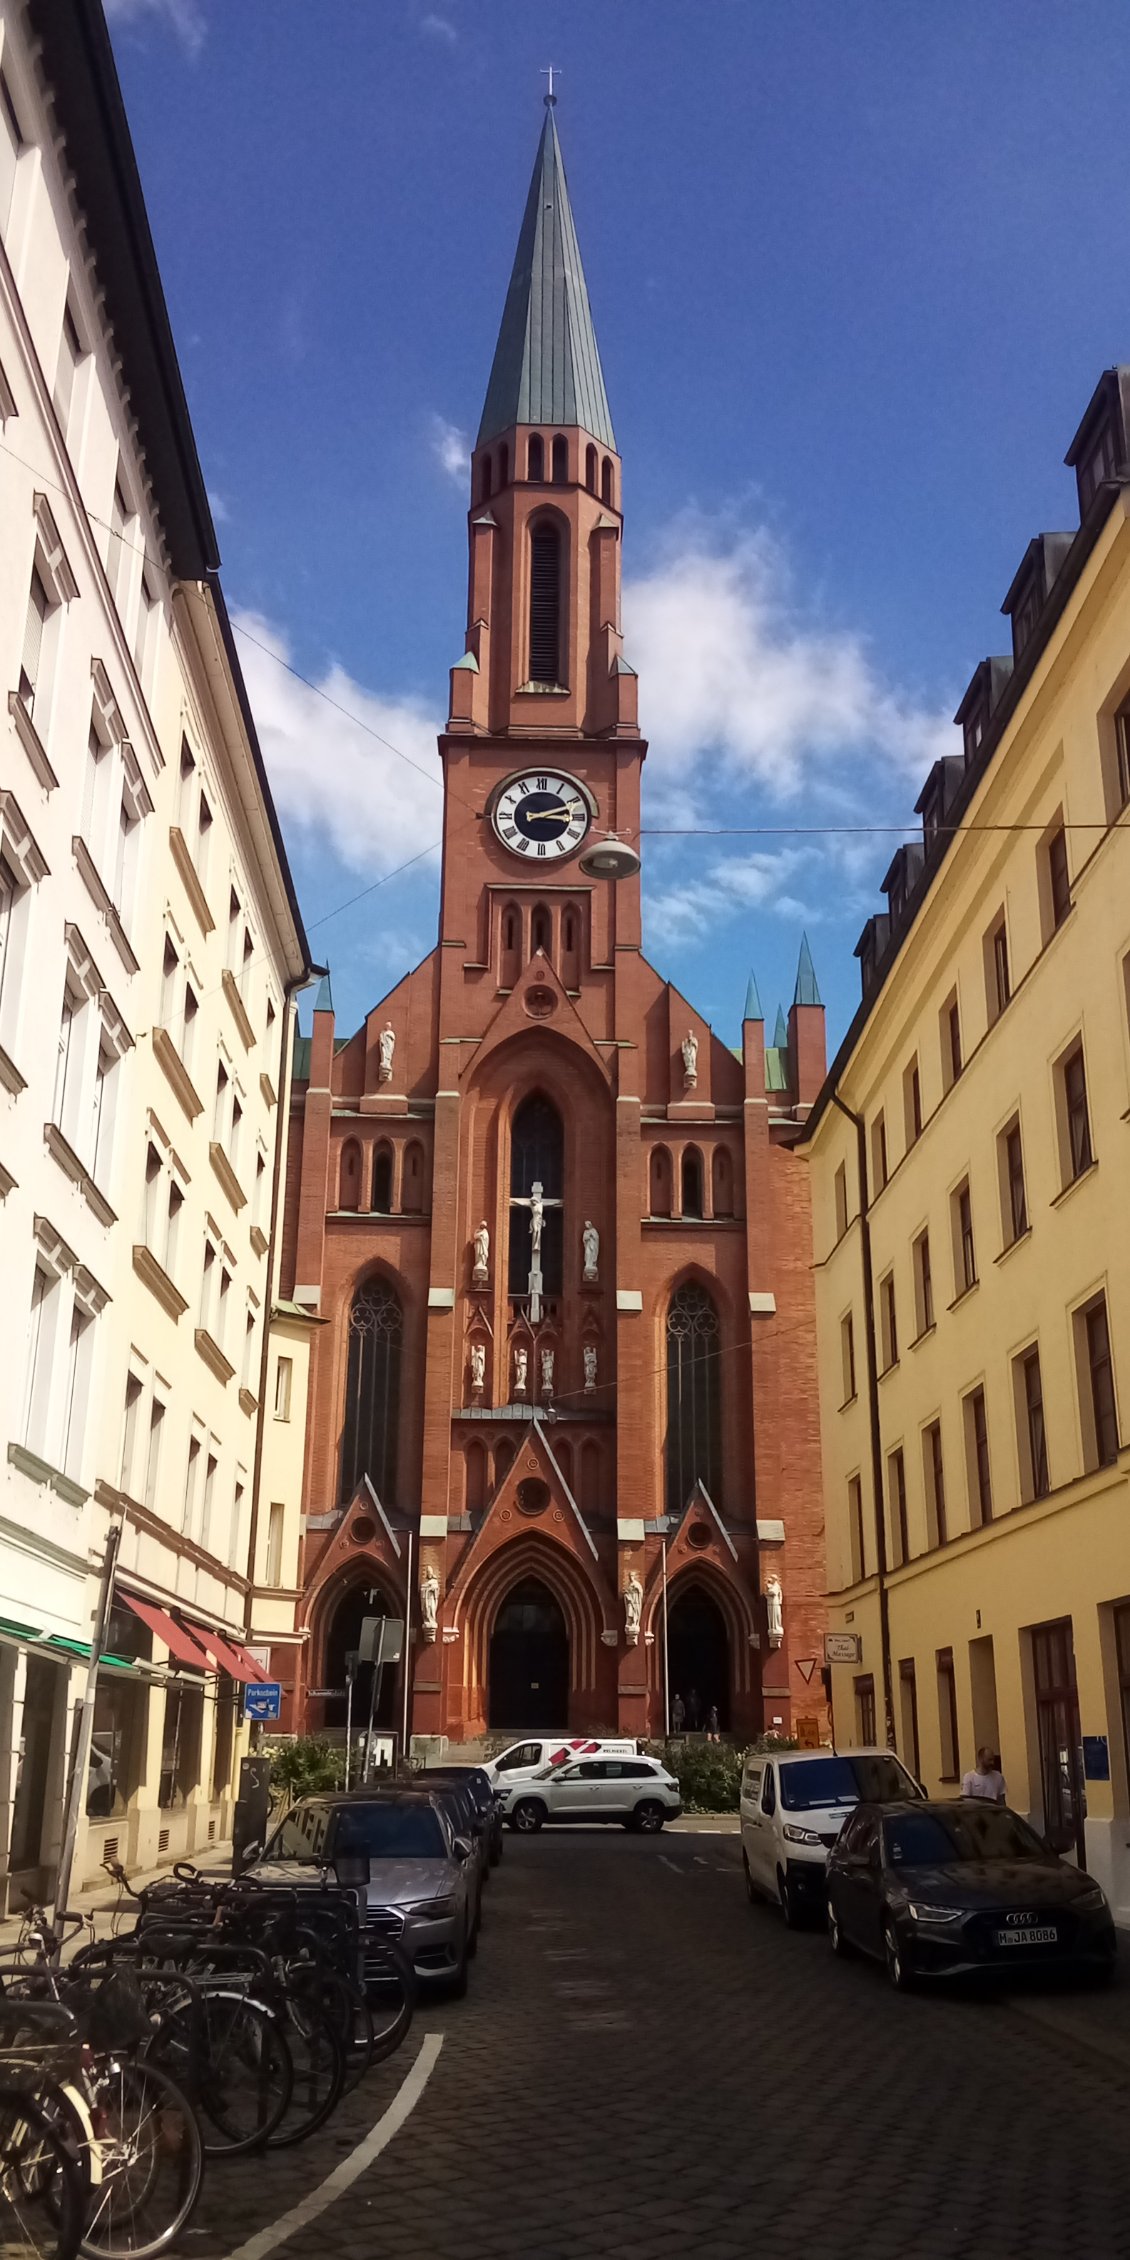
765;1573;783;1648
582;1220;599;1282
623;1571;643;1647
420;1563;440;1643
469;1340;486;1395
514;1345;528;1397
583;1343;597;1394
540;1348;554;1399
378;1023;396;1082
529;1183;544;1256
472;1220;489;1285
681;1029;698;1088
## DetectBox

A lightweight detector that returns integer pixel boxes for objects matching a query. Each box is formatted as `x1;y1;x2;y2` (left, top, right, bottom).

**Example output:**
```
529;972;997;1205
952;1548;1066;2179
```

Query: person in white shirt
961;1745;1007;1802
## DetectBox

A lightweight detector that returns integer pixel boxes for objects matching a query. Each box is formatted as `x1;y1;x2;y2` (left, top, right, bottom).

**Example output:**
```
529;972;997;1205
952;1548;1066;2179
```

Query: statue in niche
378;1023;396;1082
540;1348;554;1399
765;1573;784;1648
514;1345;528;1396
582;1221;599;1282
681;1029;698;1088
529;1183;544;1256
583;1343;597;1394
420;1563;440;1643
623;1571;643;1646
469;1341;486;1394
472;1221;490;1284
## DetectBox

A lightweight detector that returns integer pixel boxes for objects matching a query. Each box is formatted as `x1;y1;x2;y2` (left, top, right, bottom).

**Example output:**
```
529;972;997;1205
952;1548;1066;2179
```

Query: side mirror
453;1836;472;1863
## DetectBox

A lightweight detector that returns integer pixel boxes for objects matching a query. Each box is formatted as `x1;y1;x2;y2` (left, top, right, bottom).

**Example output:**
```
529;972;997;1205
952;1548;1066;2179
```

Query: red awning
119;1593;213;1671
186;1623;266;1683
231;1641;271;1684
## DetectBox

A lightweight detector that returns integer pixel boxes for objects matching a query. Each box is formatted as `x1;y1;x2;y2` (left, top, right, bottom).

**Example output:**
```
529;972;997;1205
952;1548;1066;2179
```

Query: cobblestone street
188;1831;1130;2260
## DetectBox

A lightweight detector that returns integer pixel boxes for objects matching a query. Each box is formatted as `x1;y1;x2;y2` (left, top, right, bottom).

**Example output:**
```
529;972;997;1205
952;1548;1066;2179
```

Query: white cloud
104;0;205;56
420;11;458;40
231;612;443;880
643;847;812;944
430;415;468;485
207;489;230;525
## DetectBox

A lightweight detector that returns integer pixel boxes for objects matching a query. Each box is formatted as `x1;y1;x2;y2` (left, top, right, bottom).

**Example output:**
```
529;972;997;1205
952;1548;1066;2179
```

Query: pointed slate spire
478;105;615;449
793;931;822;1008
313;968;334;1014
773;1005;788;1049
743;970;763;1022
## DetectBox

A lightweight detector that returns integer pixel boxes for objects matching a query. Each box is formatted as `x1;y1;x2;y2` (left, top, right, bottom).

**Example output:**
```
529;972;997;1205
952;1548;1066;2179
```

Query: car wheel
511;1798;545;1833
742;1851;758;1905
883;1918;911;1991
828;1900;853;1958
635;1800;666;1834
777;1868;802;1929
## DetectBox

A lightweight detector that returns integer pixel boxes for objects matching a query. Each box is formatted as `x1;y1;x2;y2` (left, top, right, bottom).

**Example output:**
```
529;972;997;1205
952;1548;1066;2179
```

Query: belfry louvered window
528;522;562;686
340;1279;402;1502
665;1282;722;1512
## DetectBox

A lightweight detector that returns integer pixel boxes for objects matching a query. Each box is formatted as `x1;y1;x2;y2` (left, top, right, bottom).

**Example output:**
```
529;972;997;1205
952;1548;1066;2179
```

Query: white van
485;1736;638;1790
740;1746;923;1926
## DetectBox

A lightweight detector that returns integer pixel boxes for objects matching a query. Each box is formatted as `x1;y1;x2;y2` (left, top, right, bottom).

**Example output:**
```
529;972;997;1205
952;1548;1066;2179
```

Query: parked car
499;1753;681;1833
484;1736;639;1790
826;1797;1118;1990
740;1746;923;1924
353;1777;486;1936
258;1789;477;1995
423;1764;504;1867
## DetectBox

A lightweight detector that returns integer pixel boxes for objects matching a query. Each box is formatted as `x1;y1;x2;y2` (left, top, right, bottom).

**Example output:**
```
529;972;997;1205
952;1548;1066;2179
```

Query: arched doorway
320;1580;398;1732
488;1577;568;1729
666;1585;730;1730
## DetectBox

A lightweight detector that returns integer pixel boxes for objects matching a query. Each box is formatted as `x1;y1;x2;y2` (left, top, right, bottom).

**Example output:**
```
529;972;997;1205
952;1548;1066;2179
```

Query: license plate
996;1926;1057;1947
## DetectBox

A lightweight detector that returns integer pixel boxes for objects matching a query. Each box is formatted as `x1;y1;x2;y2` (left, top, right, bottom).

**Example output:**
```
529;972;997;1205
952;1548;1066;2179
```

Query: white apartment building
0;0;309;1902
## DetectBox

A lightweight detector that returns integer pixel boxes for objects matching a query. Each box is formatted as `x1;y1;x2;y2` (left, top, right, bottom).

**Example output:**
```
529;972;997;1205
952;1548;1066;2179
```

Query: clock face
492;771;592;862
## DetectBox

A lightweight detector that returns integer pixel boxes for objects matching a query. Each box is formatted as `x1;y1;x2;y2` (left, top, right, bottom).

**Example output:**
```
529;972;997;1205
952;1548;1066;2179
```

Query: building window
681;1149;704;1219
1114;704;1130;816
951;1178;977;1297
340;1278;403;1503
1056;1042;1093;1184
854;1675;876;1745
1039;817;1071;940
1031;1620;1083;1858
913;1229;934;1336
936;1648;959;1781
888;1446;909;1567
53;302;82;437
998;1117;1028;1247
551;434;568;483
201;1448;218;1552
940;990;962;1092
528;520;562;685
373;1144;393;1212
665;1282;722;1513
840;1311;856;1404
711;1148;734;1217
649;1146;672;1218
527;433;544;481
0;69;25;238
899;1660;921;1779
833;1161;848;1240
1114;1607;1130;1811
509;1094;563;1293
265;1501;285;1587
107;473;132;611
1074;1294;1119;1471
274;1356;293;1422
903;1055;922;1148
19;565;52;721
585;443;597;492
530;904;551;956
496;442;508;487
143;1394;165;1514
985;913;1011;1023
847;1473;865;1582
924;1419;946;1546
601;457;614;507
964;1386;992;1526
1015;1344;1050;1502
879;1273;898;1371
871;1111;888;1193
0;817;38;1059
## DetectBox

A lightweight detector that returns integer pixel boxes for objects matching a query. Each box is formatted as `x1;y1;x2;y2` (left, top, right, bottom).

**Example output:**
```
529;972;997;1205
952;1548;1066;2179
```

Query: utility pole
53;1520;122;1947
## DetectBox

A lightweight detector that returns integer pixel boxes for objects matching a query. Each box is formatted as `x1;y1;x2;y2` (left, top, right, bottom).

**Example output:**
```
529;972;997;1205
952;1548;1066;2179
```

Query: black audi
826;1798;1117;1989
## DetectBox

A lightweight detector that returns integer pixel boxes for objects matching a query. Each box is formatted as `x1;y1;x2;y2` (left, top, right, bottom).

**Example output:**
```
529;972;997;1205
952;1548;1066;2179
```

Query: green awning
0;1616;44;1643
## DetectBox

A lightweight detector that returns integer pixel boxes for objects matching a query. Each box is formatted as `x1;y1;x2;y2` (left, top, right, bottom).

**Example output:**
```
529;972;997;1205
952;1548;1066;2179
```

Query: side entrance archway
666;1584;730;1730
488;1578;569;1729
320;1580;398;1732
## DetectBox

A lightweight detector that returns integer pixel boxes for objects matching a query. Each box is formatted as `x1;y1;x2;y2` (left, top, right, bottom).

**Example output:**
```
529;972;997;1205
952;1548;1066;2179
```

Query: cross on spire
540;63;560;106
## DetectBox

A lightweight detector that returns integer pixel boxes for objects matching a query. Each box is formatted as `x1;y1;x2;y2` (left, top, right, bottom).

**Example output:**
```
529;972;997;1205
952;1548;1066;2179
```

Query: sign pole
343;1650;359;1789
661;1537;670;1740
53;1519;122;1945
362;1620;384;1782
401;1528;413;1764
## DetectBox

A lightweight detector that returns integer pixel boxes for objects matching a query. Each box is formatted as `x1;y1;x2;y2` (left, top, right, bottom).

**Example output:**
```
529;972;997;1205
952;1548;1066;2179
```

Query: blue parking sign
244;1681;281;1722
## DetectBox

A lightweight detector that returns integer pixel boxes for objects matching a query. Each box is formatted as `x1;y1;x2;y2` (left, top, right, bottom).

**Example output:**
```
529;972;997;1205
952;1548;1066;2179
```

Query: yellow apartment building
804;366;1130;1919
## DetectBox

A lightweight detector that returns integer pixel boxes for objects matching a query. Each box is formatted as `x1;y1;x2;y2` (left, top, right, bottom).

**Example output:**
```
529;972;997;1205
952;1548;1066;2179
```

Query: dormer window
1078;418;1118;514
1011;578;1042;657
963;708;985;765
921;784;941;850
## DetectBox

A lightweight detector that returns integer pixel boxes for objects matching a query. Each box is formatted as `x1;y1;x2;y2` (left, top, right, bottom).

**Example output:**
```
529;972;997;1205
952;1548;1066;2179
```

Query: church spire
477;104;614;450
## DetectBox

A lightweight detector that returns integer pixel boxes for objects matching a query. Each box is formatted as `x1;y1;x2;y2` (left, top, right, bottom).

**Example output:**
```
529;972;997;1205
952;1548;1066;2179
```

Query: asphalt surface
189;1828;1130;2260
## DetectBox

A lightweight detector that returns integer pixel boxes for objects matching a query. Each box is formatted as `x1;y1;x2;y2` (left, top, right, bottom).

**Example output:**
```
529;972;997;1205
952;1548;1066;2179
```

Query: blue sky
107;0;1130;1053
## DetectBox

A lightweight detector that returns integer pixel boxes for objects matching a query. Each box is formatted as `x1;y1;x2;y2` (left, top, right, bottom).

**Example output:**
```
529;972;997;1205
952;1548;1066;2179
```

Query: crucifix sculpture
510;1177;561;1323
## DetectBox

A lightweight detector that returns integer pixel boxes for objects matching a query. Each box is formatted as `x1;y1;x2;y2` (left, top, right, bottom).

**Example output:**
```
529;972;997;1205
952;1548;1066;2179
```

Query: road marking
222;2033;444;2260
693;1856;709;1867
658;1854;683;1875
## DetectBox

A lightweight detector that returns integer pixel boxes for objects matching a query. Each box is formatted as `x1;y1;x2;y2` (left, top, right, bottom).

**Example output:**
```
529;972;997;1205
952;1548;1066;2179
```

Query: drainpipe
831;1092;895;1748
244;967;325;1645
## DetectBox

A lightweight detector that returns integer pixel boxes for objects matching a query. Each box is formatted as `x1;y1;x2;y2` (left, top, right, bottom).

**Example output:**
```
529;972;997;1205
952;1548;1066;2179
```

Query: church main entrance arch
320;1579;398;1731
667;1584;730;1729
488;1577;569;1729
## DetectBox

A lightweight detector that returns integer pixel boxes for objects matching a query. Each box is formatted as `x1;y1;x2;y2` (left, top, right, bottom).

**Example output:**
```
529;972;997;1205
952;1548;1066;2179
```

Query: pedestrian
687;1687;701;1733
671;1692;686;1735
705;1704;720;1743
960;1744;1007;1802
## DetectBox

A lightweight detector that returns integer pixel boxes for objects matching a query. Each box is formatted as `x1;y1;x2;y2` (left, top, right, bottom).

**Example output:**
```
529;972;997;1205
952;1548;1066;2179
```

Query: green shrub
645;1733;801;1813
267;1737;345;1804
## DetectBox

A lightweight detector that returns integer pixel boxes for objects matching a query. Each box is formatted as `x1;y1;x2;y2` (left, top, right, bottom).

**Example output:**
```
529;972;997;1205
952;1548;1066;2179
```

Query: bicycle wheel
80;2059;203;2260
266;1988;345;2149
322;1975;373;2094
364;1944;415;2067
0;2091;84;2260
193;1992;292;2155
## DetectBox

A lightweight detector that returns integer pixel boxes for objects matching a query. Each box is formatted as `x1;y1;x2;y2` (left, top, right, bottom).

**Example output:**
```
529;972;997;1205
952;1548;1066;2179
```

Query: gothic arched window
650;1146;673;1218
402;1140;425;1215
666;1282;721;1513
551;434;568;483
531;904;551;957
527;433;544;482
372;1143;393;1212
681;1147;704;1218
340;1278;402;1503
339;1138;362;1211
712;1147;734;1218
585;444;597;493
528;520;562;686
509;1094;563;1296
497;442;509;487
601;456;614;506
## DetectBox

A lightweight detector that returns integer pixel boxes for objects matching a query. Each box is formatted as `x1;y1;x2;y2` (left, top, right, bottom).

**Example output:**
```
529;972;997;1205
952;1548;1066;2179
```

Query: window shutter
529;525;561;684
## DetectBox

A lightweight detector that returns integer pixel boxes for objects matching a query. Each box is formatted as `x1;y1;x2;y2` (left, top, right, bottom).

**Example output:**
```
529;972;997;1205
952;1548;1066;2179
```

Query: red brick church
278;102;827;1746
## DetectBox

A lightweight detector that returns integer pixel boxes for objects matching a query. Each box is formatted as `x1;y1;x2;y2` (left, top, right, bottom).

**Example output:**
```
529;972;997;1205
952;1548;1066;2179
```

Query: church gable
446;1414;610;1607
461;948;611;1088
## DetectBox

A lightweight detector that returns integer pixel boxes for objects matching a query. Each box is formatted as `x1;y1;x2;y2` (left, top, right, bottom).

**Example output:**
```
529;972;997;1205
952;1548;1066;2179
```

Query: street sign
824;1633;862;1665
244;1681;282;1721
795;1715;821;1749
359;1617;404;1666
794;1657;818;1684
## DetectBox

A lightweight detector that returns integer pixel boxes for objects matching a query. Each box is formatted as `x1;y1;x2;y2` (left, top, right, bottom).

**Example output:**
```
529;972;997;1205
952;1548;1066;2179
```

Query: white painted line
693;1856;709;1867
222;2033;444;2260
658;1854;683;1875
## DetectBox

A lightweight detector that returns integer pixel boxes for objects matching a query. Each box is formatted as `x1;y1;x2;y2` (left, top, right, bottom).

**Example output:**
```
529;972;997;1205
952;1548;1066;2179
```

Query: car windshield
884;1807;1046;1866
778;1755;914;1811
268;1809;329;1862
332;1805;447;1860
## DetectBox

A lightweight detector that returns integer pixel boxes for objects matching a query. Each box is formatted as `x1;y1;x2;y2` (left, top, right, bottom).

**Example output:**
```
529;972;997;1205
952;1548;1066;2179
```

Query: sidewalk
0;1841;235;1952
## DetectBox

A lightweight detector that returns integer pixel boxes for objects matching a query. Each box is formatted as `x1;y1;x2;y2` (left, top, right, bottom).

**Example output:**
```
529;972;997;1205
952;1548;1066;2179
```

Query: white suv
501;1754;682;1833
